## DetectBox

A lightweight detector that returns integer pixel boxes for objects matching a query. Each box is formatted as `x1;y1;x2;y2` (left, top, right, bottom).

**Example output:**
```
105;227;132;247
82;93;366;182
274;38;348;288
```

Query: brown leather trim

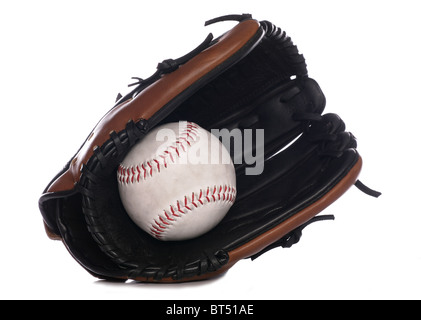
144;156;363;282
46;20;260;194
44;221;63;241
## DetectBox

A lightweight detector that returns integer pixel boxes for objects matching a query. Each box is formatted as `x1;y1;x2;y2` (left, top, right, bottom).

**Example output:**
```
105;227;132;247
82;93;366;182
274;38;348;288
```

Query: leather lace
204;13;252;26
114;33;214;104
250;215;335;260
116;13;255;105
293;111;381;197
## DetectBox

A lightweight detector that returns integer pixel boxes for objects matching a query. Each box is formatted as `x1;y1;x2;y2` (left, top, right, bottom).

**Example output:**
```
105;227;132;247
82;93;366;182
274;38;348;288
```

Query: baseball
117;121;236;241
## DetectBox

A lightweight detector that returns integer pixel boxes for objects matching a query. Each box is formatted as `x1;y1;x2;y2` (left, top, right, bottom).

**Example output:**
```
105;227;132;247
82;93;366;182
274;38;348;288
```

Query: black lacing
250;215;335;260
354;180;382;198
126;249;229;281
293;111;381;197
128;33;214;89
204;13;252;26
132;33;213;89
115;33;214;104
116;13;255;105
79;118;150;270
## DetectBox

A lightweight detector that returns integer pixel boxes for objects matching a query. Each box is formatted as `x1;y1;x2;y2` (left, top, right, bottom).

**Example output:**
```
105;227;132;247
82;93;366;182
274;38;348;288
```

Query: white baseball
117;121;236;241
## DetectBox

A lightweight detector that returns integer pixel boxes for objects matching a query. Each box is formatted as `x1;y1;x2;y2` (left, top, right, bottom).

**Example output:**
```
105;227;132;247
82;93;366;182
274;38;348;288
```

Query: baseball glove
38;14;380;282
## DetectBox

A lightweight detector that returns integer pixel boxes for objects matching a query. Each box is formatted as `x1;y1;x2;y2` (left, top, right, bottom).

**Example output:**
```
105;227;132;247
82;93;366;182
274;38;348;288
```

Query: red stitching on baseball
159;216;170;225
170;205;180;218
177;201;185;214
154;159;160;172
148;184;236;239
164;210;174;221
117;122;200;184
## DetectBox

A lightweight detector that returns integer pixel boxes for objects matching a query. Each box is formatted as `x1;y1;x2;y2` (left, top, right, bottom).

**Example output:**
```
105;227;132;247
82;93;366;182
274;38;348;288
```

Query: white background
1;0;420;300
